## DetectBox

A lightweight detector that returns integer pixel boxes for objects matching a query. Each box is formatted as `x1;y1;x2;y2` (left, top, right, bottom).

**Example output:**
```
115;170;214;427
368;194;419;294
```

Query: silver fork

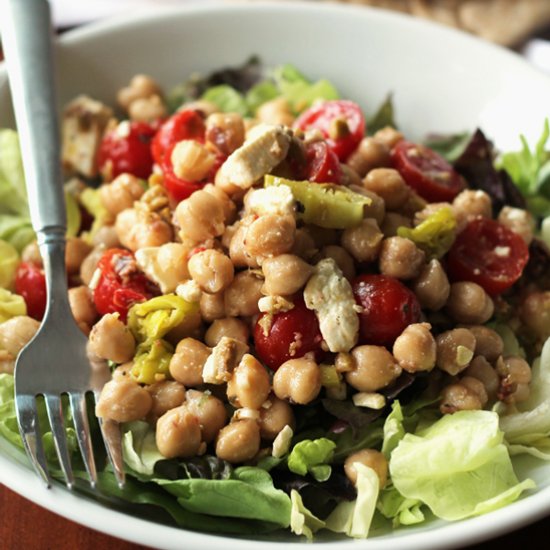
0;0;125;489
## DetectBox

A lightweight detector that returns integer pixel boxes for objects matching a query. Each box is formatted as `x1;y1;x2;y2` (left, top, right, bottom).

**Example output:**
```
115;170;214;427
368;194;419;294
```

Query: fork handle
0;0;66;235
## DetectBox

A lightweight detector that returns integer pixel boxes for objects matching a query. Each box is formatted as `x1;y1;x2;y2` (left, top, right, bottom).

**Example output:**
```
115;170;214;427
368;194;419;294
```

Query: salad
1;59;550;540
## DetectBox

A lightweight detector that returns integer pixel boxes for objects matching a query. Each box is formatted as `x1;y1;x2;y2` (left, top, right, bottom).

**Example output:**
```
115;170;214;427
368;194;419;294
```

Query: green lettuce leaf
377;483;425;527
424;132;472;163
325;463;379;538
201;85;249;116
390;410;535;521
122;421;164;475
245;80;280;114
0;130;28;217
0;214;34;253
0;288;26;324
367;94;396;135
289;489;325;540
0;373;21;448
0;240;20;290
382;401;406;459
288;438;336;482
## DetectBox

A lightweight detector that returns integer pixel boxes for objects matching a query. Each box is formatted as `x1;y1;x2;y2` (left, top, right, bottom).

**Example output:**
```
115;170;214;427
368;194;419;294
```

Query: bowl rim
1;1;550;548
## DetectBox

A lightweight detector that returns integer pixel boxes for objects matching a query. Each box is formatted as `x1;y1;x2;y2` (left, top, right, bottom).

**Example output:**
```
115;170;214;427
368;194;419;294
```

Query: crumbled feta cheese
272;425;294;458
202;337;249;384
303;258;359;352
494;246;511;257
88;268;102;291
232;408;261;422
352;392;386;409
176;280;202;303
258;295;295;315
215;124;292;190
245;185;295;217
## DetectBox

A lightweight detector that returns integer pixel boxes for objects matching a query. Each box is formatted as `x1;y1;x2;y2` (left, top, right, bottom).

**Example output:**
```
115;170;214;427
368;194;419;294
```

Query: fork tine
94;393;125;488
44;394;74;489
16;394;52;488
69;392;98;488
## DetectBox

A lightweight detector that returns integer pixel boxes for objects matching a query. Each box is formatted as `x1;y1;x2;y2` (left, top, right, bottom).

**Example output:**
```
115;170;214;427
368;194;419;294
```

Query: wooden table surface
1;482;548;550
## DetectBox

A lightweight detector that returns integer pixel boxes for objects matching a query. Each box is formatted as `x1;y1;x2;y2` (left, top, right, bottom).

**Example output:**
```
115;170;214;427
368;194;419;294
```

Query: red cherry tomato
15;262;47;321
151;109;206;165
352;274;421;347
98;121;157;180
93;249;156;320
294;100;365;161
446;218;529;296
305;141;343;184
254;299;323;371
391;140;465;203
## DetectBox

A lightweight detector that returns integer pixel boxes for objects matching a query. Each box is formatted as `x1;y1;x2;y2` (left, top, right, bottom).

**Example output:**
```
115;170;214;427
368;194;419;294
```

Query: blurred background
2;0;550;71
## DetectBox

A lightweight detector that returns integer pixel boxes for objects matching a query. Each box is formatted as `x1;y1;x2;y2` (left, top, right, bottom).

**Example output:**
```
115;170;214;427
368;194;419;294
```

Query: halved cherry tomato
352;274;421;347
151;109;206;165
97;120;158;180
446;218;529;296
305;140;342;184
294;100;365;161
15;262;47;321
160;144;226;203
391;140;465;202
93;248;156;320
253;299;323;371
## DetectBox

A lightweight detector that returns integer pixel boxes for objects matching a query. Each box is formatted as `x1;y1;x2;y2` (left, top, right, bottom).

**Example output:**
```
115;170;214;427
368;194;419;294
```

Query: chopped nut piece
272;425;294;458
352;392;386;410
202;336;249;384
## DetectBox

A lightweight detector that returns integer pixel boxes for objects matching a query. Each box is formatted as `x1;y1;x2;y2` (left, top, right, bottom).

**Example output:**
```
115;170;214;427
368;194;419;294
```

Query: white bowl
1;2;550;549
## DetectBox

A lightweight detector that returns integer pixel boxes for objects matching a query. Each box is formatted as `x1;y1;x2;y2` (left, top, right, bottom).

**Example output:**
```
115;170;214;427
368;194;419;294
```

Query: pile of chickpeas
2;73;548;492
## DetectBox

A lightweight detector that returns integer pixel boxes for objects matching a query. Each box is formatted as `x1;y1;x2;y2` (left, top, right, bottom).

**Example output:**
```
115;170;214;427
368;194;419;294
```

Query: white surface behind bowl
1;2;550;549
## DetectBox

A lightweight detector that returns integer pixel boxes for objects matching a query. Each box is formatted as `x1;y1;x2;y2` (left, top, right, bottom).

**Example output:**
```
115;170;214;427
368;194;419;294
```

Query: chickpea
381;212;412;238
498;206;535;245
373;126;404;150
363;168;410;210
256;97;294;127
393;323;436;373
273;358;322;405
259;395;296;440
261;254;313;295
436;328;476;375
464;356;500;400
175;190;225;245
346;346;402;392
412;259;450;311
68;286;97;328
88;313;136;364
205;318;250;348
227;354;271;409
188;249;234;294
99;173;145;217
398;190;428;219
95;378;152;422
203;183;237;224
155;406;202;459
319;246;356;280
244;214;296;260
345;137;391;177
117;74;162;111
215;419;261;463
65;237;92;275
348;186;385;225
22;241;42;266
200;291;226;322
519;291;550;342
0;351;14;375
467;326;504;362
169;338;210;387
452;189;492;223
378;236;425;280
290;228;317;260
224;271;263;317
0;316;40;356
205;112;246;155
340;164;363;187
80;246;105;286
440;380;484;414
147;380;186;422
116;208;172;252
461;376;489;406
445;282;494;324
112;362;133;381
341;218;384;263
91;225;121;249
344;449;388;488
186;389;228;443
496;356;532;387
228;221;260;268
171;140;216;182
128;94;167;122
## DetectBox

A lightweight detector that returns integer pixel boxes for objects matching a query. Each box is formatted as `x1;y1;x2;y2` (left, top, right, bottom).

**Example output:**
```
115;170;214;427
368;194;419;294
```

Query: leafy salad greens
1;60;550;541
